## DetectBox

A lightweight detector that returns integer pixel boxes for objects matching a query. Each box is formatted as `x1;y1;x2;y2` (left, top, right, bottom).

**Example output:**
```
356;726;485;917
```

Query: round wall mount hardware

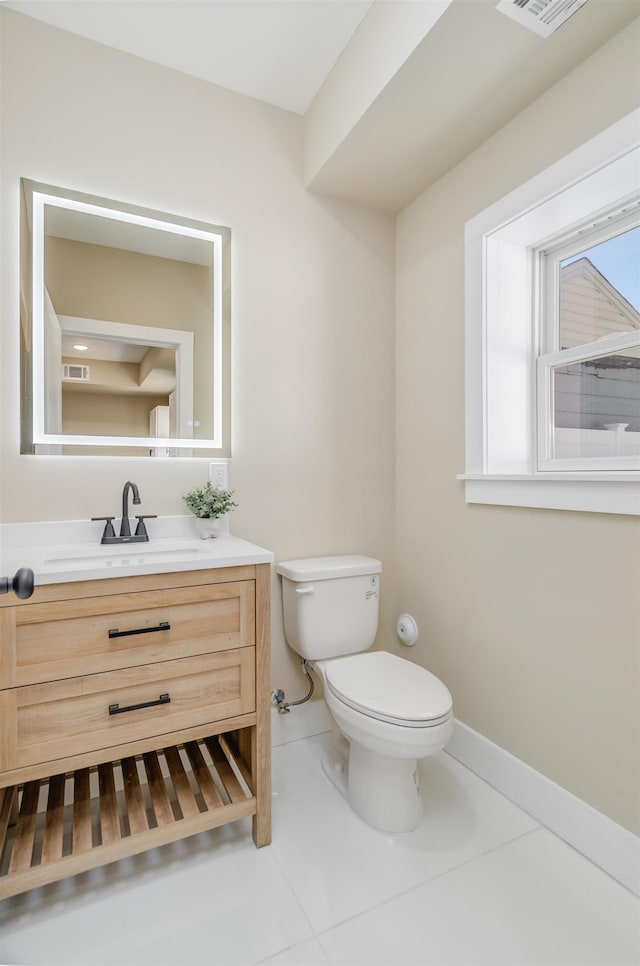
396;613;418;646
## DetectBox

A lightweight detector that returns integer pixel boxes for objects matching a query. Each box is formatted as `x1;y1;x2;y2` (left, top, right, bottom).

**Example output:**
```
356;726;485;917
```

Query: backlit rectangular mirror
20;180;230;457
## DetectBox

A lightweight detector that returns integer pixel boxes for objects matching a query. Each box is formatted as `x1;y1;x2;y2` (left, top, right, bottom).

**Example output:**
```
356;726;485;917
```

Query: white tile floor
1;732;638;966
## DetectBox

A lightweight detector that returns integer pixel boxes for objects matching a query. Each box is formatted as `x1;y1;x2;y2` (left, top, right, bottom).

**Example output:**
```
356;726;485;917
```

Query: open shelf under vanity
0;733;255;900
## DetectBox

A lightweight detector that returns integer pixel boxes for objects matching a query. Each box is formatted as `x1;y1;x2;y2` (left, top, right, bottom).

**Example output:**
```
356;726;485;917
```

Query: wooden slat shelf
0;734;255;900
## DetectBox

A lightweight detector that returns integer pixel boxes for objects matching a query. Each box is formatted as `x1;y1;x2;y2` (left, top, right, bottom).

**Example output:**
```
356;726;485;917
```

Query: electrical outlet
209;461;228;489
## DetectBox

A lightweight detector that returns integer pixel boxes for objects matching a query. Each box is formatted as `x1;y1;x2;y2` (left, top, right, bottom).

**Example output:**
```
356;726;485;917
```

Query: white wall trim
446;719;640;895
459;476;640;515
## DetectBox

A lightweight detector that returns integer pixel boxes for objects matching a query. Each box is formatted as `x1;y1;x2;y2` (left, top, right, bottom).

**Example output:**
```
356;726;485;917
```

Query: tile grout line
313;825;545;950
262;838;328;962
267;738;546;957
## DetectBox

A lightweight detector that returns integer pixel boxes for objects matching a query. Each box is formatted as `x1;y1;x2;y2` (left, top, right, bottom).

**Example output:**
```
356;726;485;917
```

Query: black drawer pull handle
109;694;170;715
108;621;170;639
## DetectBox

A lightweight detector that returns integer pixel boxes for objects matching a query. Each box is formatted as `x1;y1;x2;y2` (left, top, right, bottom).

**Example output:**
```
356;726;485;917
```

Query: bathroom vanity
0;533;272;900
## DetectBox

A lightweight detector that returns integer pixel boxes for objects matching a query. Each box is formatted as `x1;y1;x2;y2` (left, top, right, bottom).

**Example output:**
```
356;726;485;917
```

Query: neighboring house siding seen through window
461;110;640;515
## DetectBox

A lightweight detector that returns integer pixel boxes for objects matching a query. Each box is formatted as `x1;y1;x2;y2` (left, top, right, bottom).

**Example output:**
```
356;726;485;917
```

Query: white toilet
277;554;453;833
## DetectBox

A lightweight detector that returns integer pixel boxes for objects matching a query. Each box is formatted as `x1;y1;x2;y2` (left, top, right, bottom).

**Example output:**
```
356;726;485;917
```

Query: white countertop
0;517;273;586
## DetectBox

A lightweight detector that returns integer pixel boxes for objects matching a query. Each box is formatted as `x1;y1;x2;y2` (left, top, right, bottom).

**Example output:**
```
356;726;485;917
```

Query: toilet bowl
277;555;454;833
313;651;453;832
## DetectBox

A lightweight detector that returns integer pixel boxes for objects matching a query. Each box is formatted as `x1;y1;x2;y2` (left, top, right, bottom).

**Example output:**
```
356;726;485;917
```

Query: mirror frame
23;179;230;456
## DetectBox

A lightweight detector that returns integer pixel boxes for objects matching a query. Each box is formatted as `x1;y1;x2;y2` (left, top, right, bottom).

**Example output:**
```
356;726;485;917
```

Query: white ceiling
3;0;373;114
4;0;638;211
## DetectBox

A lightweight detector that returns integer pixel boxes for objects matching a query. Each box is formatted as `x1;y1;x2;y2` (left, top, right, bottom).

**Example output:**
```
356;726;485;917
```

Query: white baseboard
446;719;640;896
271;699;333;747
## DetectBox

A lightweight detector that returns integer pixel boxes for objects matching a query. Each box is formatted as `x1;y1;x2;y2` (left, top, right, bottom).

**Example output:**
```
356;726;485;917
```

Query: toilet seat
322;651;452;729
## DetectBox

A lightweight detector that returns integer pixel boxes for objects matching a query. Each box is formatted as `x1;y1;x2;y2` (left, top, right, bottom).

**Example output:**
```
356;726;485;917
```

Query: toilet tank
277;555;382;660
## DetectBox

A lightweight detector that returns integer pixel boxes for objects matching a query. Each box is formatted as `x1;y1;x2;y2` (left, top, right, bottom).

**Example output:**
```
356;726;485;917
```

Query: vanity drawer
0;581;255;687
0;648;255;772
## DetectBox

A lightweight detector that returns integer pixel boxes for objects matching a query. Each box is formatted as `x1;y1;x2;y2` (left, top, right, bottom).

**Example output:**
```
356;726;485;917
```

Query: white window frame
460;109;640;515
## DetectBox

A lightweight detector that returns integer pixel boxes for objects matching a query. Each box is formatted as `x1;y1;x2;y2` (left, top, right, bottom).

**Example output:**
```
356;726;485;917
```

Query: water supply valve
270;689;289;713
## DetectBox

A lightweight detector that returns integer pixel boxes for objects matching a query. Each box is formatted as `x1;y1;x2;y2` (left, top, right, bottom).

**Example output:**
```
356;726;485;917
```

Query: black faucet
120;480;141;538
92;481;157;545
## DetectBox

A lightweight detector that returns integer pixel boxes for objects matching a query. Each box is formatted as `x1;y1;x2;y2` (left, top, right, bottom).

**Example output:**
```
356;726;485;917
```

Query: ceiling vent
62;363;90;381
496;0;589;37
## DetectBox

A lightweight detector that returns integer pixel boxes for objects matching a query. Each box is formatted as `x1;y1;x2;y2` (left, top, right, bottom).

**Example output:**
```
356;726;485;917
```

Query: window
537;213;640;471
461;109;640;515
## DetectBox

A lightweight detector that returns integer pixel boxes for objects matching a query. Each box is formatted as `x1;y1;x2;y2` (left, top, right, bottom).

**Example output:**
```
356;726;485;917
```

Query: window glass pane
560;226;640;349
553;348;640;459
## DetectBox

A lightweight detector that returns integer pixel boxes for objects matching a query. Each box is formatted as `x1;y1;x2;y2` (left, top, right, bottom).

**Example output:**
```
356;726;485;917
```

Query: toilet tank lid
277;555;382;581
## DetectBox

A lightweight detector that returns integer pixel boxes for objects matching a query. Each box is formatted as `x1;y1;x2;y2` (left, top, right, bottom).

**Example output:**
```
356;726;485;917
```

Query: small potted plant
182;481;238;539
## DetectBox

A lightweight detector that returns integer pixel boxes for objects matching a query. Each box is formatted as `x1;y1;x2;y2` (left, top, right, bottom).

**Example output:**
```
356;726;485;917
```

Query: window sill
457;474;640;515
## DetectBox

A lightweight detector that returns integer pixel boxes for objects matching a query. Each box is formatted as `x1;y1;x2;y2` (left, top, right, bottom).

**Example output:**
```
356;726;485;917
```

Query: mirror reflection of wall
61;339;177;458
21;180;231;457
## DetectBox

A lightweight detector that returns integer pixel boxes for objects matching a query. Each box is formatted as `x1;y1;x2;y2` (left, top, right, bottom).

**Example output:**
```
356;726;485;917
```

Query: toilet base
348;742;423;833
321;731;349;799
322;732;423;833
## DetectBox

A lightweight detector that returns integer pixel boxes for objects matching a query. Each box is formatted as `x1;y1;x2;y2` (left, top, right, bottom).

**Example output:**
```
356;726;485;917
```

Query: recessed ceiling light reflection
72;344;89;351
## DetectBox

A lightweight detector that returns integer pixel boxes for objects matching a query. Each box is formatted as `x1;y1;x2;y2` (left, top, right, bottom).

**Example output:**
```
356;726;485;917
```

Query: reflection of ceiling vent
62;364;90;381
496;0;589;37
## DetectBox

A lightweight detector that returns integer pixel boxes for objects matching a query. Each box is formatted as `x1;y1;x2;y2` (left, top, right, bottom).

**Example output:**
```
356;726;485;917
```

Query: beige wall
62;390;168;442
0;10;396;699
395;21;640;834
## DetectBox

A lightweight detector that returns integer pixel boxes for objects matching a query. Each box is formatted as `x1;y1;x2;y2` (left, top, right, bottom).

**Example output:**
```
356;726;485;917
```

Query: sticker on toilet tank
365;575;378;600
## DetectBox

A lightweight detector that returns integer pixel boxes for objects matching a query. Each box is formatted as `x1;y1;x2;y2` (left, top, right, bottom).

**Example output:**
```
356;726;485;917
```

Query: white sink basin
43;541;213;570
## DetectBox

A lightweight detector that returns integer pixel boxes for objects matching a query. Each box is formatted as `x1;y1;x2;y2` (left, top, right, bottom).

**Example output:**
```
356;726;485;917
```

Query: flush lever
295;585;314;596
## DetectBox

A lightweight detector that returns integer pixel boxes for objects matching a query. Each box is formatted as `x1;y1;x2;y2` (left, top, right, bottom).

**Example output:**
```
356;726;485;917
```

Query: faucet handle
92;516;116;542
134;515;157;539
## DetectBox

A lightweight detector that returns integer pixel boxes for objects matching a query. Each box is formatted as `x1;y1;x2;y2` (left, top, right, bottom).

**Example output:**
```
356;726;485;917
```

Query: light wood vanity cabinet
0;563;271;900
